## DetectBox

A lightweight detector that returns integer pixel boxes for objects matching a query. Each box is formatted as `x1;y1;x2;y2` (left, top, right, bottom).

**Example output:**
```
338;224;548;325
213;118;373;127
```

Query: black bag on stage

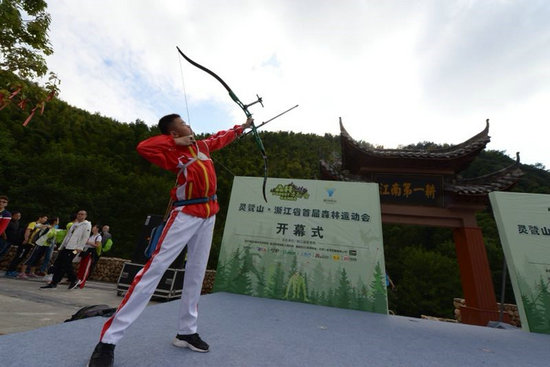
64;304;117;322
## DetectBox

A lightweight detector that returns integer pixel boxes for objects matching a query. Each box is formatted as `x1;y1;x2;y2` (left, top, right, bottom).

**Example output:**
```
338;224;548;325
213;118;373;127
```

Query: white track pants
100;210;215;345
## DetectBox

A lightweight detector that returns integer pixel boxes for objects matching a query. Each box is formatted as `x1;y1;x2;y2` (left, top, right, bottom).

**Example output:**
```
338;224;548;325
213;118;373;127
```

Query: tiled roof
340;119;491;173
321;119;523;200
320;155;524;198
445;154;524;195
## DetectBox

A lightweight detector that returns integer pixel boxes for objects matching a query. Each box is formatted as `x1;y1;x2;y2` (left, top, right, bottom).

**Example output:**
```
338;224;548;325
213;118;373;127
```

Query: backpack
35;229;54;247
28;225;50;245
55;229;67;244
64;304;117;322
101;238;113;253
144;222;165;258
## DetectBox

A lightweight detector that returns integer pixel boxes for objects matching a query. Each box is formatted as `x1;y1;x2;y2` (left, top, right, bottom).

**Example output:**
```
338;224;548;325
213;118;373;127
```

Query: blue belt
173;195;217;207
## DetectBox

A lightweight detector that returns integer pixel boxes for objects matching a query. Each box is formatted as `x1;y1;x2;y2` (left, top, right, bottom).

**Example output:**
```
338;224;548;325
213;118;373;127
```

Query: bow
176;46;268;202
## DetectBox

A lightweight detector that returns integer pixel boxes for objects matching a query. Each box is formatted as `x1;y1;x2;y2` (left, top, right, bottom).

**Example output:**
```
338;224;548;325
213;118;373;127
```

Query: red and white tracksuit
100;125;243;345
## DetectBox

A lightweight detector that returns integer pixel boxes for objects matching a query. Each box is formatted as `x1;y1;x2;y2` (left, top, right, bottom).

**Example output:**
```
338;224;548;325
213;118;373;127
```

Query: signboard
489;191;550;334
375;174;444;207
214;177;388;314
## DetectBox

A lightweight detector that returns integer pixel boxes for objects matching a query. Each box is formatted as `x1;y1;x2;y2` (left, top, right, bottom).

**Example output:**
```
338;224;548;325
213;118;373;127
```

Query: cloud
419;1;550;111
44;0;550;168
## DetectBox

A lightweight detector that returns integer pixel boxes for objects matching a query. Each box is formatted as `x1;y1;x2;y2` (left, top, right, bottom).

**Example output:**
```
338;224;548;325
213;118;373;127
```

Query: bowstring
178;53;192;126
178;51;238;179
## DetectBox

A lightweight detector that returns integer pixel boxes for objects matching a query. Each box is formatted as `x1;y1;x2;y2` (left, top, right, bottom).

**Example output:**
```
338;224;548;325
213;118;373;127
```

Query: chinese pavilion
320;118;523;326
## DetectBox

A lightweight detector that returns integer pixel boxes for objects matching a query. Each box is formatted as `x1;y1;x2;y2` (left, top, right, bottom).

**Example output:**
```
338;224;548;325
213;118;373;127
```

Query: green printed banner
489;191;550;334
214;177;388;314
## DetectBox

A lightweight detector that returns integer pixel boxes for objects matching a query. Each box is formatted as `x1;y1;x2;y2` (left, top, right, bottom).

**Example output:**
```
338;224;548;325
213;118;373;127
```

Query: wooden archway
321;119;523;326
382;203;500;325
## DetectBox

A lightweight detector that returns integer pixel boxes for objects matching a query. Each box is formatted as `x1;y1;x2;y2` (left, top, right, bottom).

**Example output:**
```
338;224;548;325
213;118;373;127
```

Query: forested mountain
2;75;549;319
0;83;339;266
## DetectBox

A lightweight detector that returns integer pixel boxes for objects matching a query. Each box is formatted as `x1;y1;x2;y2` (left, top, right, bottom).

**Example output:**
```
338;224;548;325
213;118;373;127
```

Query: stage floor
0;292;548;367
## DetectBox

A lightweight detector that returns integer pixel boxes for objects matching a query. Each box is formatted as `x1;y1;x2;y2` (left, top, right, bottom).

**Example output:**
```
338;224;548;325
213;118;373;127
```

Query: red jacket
0;209;11;236
136;125;243;218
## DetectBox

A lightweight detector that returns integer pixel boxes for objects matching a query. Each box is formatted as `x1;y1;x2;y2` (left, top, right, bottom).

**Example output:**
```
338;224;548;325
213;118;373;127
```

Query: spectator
42;216;75;281
41;210;91;289
36;217;64;276
101;225;112;251
76;224;102;288
386;274;396;290
0;196;11;257
21;217;59;277
0;196;10;235
4;211;23;244
86;224;113;277
0;199;15;260
5;215;48;278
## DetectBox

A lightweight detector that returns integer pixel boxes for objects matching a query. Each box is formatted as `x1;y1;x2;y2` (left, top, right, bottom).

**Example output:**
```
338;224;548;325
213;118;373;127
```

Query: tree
335;268;352;308
393;247;461;317
265;262;285;299
1;0;52;79
0;0;59;124
368;262;388;313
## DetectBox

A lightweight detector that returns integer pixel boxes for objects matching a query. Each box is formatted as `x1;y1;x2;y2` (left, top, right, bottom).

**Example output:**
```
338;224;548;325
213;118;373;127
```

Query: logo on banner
324;187;337;204
271;182;310;201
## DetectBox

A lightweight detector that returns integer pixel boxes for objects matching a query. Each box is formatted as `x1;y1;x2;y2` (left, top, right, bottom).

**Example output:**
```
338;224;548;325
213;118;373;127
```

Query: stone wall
453;298;521;327
0;247;217;294
0;247;20;270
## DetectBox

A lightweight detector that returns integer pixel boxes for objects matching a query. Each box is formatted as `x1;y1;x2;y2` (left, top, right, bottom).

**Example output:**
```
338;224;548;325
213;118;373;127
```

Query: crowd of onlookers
0;195;113;290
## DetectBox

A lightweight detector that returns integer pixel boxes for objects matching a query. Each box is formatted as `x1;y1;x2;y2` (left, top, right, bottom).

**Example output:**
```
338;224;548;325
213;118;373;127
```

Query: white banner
215;177;387;314
490;191;550;334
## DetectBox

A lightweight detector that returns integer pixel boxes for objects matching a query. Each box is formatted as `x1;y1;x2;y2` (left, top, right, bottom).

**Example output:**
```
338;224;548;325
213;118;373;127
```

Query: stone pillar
453;226;501;326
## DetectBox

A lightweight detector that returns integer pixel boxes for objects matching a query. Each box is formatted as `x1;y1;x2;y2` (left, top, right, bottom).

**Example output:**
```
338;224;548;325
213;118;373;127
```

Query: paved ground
0;275;157;335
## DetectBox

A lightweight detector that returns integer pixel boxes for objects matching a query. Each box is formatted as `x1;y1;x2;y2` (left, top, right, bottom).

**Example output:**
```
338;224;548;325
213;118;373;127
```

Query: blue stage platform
0;292;548;367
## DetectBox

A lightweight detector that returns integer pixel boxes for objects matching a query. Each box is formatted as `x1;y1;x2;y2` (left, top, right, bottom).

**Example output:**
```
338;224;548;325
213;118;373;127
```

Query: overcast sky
45;0;550;169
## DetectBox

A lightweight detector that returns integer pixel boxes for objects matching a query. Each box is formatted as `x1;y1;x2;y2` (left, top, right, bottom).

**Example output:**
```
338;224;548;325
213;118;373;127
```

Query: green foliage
0;81;171;259
391;246;462;317
520;276;550;333
336;268;352;308
0;0;52;79
368;262;388;313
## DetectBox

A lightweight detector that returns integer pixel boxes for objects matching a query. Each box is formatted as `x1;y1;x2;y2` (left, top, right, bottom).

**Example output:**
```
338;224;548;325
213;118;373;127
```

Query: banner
214;177;387;314
489;191;550;334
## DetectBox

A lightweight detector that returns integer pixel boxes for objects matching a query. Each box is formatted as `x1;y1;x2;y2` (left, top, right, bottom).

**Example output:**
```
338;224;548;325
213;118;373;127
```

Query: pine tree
336;268;352;308
255;265;266;297
224;248;243;294
368;262;388;313
233;247;254;295
522;294;546;332
266;262;285;299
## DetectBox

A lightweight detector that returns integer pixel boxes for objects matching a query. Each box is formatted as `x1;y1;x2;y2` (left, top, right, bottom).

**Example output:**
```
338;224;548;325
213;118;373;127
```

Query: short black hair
158;114;181;135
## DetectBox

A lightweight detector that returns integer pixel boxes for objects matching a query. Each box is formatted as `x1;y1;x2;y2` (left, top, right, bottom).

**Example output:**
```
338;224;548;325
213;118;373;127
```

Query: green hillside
2;74;550;318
